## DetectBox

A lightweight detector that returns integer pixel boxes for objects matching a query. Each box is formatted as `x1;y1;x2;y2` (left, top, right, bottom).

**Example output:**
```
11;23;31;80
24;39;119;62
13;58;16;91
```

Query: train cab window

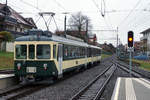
15;45;27;59
53;45;56;59
37;45;50;59
29;45;35;59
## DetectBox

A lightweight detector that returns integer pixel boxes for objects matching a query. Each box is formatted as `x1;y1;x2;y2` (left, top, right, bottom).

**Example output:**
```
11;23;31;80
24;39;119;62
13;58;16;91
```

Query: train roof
88;44;101;49
15;29;101;49
52;35;88;47
15;34;88;47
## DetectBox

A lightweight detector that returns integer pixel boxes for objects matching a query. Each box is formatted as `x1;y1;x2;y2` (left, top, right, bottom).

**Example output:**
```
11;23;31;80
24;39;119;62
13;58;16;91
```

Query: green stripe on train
14;61;58;77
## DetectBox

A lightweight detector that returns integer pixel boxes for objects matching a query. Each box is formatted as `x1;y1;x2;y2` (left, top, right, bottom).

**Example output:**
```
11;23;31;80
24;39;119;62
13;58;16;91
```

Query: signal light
128;31;134;47
129;37;132;42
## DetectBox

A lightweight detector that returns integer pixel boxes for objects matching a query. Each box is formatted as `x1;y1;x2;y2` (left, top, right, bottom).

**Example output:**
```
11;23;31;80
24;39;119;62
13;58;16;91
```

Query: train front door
58;44;63;78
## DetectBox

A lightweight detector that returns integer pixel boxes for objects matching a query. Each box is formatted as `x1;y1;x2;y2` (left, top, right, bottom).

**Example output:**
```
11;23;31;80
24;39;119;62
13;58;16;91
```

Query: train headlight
17;63;21;70
43;64;47;70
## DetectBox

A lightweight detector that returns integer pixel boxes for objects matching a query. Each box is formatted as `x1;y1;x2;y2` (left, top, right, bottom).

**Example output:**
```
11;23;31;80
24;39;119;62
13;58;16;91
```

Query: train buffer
111;77;150;100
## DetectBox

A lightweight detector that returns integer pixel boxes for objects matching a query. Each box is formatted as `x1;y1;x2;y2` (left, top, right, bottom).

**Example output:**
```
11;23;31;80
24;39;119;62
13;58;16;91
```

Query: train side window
29;45;35;59
53;45;56;59
89;48;92;57
72;46;75;58
63;44;68;60
68;46;71;58
77;47;80;57
100;49;101;55
57;46;59;61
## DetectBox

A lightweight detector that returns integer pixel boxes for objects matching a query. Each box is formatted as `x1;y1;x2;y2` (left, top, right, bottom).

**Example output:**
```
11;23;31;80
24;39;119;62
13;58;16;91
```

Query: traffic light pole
129;48;132;77
128;31;134;77
116;27;118;57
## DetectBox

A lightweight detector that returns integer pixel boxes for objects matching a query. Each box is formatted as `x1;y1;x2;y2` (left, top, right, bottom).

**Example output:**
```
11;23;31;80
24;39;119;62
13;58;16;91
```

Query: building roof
88;34;96;39
0;3;5;9
140;28;150;34
0;3;36;28
25;18;37;28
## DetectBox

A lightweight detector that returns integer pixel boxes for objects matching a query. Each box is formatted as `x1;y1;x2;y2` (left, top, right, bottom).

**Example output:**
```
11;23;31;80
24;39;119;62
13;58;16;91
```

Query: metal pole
6;0;7;6
64;15;66;37
117;34;118;56
86;20;88;43
116;27;118;69
129;48;132;77
116;27;118;56
41;15;49;31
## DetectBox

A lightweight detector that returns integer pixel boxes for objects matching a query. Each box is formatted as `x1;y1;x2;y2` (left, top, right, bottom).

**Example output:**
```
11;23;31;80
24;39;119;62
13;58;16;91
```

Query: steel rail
0;84;47;100
70;63;116;100
116;61;149;78
93;65;116;100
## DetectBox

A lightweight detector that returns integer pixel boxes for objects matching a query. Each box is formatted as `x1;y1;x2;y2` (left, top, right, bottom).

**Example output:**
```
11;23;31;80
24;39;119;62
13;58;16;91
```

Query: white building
140;28;150;56
0;3;37;52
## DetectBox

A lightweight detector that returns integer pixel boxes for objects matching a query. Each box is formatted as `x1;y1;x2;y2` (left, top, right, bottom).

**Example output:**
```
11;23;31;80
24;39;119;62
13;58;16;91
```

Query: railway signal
127;31;134;77
128;31;134;47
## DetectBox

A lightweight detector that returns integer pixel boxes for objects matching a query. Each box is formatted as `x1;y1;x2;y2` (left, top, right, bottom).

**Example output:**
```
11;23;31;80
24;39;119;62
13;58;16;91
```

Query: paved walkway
111;77;150;100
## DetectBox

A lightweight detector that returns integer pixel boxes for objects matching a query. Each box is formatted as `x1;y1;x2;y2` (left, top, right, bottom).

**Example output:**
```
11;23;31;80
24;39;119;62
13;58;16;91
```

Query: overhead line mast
6;0;7;6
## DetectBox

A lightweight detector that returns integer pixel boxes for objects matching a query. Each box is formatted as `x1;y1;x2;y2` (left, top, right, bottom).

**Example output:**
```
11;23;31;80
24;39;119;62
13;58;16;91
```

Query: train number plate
26;67;36;73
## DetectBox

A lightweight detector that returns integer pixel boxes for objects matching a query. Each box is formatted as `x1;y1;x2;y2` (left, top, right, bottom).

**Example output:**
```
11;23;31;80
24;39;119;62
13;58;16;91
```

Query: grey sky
1;0;150;46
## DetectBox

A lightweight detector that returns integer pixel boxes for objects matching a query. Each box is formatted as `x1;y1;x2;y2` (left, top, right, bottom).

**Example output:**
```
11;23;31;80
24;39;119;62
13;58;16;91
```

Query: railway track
116;61;148;78
70;64;116;100
0;57;114;100
0;84;48;100
0;63;104;100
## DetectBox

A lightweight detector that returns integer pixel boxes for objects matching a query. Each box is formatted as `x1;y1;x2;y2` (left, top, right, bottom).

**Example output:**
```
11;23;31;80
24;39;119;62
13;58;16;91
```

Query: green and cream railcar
87;45;101;65
14;30;101;81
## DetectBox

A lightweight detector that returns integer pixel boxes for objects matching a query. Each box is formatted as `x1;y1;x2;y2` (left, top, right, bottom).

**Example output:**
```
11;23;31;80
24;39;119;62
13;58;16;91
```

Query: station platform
111;77;150;100
0;74;17;90
0;74;14;79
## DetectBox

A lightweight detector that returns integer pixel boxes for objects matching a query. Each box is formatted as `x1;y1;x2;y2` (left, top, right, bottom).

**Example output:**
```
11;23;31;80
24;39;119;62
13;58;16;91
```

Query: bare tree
68;12;92;31
68;12;92;42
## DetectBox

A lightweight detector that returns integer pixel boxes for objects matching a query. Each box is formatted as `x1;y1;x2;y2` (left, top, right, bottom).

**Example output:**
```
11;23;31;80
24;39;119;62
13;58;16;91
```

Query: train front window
37;45;50;59
29;45;35;59
15;45;27;59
